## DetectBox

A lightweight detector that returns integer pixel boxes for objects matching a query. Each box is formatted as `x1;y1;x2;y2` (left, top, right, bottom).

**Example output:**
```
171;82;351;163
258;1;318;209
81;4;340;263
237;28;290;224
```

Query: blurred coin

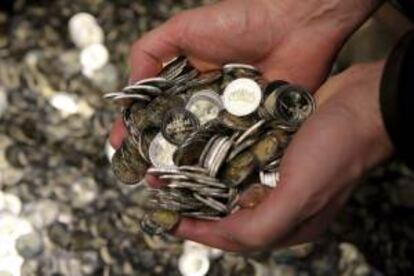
149;133;177;169
15;231;43;259
222;78;262;116
178;251;210;276
186;90;223;125
80;43;109;76
161;108;200;145
68;13;104;49
0;86;7;119
22;199;59;229
0;192;22;215
0;255;24;276
112;143;147;185
105;139;116;163
49;92;79;116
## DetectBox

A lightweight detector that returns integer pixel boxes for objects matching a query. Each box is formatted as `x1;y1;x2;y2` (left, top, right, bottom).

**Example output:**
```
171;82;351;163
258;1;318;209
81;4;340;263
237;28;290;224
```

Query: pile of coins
106;56;315;234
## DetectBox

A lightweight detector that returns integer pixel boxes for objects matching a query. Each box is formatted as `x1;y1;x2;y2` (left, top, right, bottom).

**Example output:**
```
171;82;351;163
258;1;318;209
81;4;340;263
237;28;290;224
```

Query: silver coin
222;78;262;117
223;63;258;72
133;77;170;86
103;92;123;99
260;170;280;188
235;119;266;146
148;133;177;169
209;140;233;177
186;90;223;125
123;84;162;96
113;94;152;102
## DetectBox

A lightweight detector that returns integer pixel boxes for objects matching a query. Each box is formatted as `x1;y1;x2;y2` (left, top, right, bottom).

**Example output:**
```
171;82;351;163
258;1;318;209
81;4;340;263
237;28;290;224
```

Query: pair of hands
110;0;393;251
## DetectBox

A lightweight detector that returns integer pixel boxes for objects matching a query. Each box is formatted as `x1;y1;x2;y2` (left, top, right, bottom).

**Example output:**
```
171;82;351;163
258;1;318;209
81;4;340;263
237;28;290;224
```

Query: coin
266;85;315;126
112;139;148;184
149;133;177;169
80;43;109;76
0;86;7;119
186;90;223;125
222;78;262;117
220;151;258;187
250;134;280;167
174;139;208;166
161;108;200;145
68;13;104;49
218;110;258;131
178;251;210;276
259;170;280;188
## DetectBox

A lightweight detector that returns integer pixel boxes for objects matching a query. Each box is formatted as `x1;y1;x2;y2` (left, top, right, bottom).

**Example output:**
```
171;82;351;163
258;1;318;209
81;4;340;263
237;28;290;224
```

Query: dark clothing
380;30;414;168
394;0;414;20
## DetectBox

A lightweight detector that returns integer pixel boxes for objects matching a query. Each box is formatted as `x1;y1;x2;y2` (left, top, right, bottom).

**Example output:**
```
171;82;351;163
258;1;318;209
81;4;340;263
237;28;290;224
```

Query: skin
109;0;393;251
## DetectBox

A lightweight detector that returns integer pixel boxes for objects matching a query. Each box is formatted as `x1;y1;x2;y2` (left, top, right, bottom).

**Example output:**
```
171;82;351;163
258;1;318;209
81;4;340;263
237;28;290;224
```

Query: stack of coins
105;56;315;234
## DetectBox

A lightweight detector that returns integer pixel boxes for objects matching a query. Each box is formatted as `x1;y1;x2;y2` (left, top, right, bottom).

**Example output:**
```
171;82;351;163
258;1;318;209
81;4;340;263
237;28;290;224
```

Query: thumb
129;13;187;82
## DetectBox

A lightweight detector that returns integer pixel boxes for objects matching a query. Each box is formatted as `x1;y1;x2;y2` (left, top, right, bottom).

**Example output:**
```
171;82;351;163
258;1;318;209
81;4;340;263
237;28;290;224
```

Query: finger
109;117;127;149
173;182;305;251
173;218;244;252
129;15;185;82
145;173;167;189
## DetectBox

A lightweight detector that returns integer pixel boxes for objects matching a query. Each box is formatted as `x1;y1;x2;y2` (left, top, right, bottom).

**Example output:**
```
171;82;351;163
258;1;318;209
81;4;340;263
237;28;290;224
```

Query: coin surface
68;13;104;49
222;78;262;116
268;85;315;126
186;90;223;125
149;133;177;169
161;108;200;145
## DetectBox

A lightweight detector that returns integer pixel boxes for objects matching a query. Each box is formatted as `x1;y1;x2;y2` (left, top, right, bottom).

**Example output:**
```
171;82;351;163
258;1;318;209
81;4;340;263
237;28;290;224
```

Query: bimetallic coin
186;90;223;125
111;138;148;184
174;139;208;166
161;108;200;145
222;78;262;117
221;151;258;187
149;133;177;169
250;134;280;167
267;85;315;126
149;209;180;232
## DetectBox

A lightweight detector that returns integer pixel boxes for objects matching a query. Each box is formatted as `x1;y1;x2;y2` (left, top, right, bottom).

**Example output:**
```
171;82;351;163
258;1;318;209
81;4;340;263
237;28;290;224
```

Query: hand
110;0;381;148
171;61;393;251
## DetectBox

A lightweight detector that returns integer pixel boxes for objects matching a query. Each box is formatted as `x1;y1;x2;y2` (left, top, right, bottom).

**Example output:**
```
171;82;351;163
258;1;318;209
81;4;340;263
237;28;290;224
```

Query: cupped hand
170;61;393;251
110;0;380;148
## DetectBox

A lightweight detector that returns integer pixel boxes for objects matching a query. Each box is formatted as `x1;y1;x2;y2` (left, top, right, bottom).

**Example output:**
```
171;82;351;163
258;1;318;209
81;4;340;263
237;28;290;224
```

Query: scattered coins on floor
106;56;316;234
